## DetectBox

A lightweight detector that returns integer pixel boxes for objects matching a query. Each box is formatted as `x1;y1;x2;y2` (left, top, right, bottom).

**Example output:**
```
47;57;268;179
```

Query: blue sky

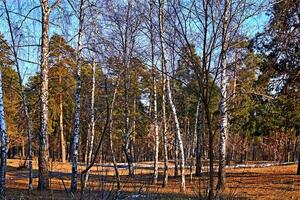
0;0;78;83
0;0;270;83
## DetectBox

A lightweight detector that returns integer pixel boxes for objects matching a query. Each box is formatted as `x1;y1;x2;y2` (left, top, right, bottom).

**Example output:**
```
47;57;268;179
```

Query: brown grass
4;159;300;199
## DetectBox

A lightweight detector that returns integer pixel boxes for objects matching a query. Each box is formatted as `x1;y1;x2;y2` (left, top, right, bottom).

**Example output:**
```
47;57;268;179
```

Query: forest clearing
4;159;300;199
0;0;299;199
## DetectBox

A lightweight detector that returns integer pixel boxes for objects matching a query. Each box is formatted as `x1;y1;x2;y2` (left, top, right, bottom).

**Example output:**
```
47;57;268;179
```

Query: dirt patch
4;159;300;199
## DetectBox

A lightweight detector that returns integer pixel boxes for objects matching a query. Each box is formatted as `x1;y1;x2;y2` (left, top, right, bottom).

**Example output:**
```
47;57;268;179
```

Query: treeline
0;0;299;199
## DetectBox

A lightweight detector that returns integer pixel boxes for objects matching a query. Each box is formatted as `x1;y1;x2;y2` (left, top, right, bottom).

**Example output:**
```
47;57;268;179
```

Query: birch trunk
166;75;186;192
80;78;113;192
158;0;168;187
24;70;34;192
233;48;238;99
59;74;66;163
131;96;136;161
124;63;134;176
0;70;7;196
71;0;84;192
149;0;159;184
153;72;159;183
186;117;190;162
38;0;50;190
84;125;90;163
216;0;230;198
84;59;96;185
162;75;168;187
3;0;33;190
122;1;134;176
109;78;121;190
158;0;185;192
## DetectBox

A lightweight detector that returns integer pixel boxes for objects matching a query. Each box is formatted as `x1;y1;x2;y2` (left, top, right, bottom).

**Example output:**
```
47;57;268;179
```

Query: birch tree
38;0;62;190
2;0;34;190
84;58;96;185
39;0;51;190
149;0;159;184
216;0;230;198
71;0;84;192
167;2;219;196
104;0;143;176
158;0;169;188
0;69;7;196
108;77;121;191
123;0;135;176
58;63;66;163
158;0;185;192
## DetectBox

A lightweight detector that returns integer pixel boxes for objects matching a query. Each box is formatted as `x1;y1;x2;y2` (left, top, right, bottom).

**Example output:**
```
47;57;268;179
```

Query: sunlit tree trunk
122;1;134;176
84;58;96;185
84;126;90;163
124;61;134;176
185;117;191;164
166;75;186;192
152;72;160;183
162;72;168;187
59;72;66;163
158;0;185;192
2;0;33;190
38;0;51;190
71;0;84;192
216;0;230;198
0;70;7;196
131;96;136;161
158;0;169;188
233;48;238;99
109;78;121;190
150;0;159;184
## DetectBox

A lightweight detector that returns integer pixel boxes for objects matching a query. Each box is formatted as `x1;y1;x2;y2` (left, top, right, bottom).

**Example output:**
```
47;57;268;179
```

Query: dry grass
4;159;300;199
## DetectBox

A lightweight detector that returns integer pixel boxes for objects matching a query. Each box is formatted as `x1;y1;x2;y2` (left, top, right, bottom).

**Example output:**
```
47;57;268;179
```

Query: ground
4;159;300;199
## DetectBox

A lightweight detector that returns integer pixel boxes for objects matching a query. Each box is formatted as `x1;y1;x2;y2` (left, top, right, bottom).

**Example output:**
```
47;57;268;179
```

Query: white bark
84;58;96;186
59;72;66;163
71;0;84;192
109;78;121;191
2;0;33;190
0;70;7;196
158;0;168;187
217;0;230;198
153;74;159;183
38;0;51;190
233;48;238;99
166;75;186;192
162;82;168;187
158;0;185;192
124;59;134;176
84;125;90;163
131;96;136;160
150;0;159;184
123;1;134;176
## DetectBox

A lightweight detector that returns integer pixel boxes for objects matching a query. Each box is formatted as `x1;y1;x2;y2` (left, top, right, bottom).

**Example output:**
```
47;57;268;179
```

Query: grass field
4;159;300;199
